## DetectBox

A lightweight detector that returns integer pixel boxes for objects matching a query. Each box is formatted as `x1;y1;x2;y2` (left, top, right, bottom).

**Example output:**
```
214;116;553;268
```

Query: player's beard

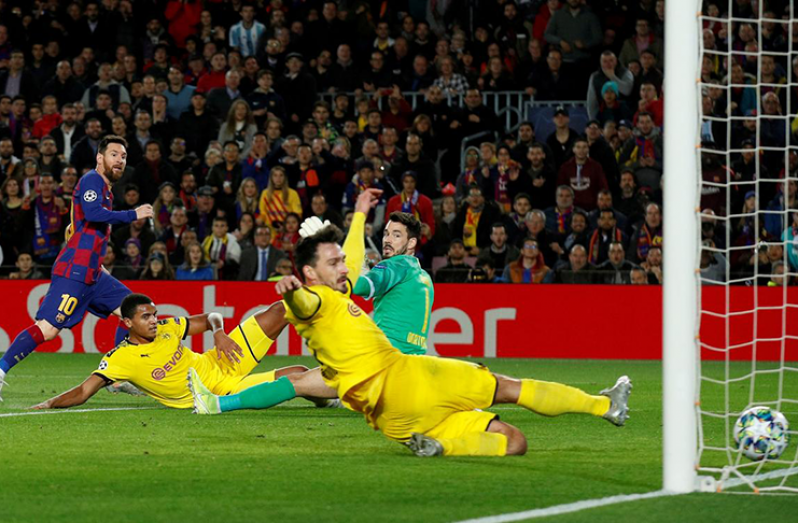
103;157;125;182
383;242;407;258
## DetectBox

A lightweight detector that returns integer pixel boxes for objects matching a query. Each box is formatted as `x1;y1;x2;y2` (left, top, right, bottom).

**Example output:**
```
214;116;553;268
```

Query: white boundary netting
696;0;798;493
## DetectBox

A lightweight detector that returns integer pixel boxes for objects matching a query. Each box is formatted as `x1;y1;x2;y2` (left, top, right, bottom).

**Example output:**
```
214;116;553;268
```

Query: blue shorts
36;272;131;329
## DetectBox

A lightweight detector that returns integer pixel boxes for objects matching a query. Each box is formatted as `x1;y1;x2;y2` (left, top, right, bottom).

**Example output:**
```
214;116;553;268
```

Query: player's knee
34;320;59;341
492;374;522;405
275;365;309;379
506;429;528;456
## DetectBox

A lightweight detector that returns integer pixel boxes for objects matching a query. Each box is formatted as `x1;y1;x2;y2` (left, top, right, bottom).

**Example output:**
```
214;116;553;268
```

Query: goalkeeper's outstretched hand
355;188;383;215
299;216;331;239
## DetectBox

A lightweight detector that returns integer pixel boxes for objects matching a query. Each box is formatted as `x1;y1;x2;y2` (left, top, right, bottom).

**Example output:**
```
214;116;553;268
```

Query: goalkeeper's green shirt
352;255;433;355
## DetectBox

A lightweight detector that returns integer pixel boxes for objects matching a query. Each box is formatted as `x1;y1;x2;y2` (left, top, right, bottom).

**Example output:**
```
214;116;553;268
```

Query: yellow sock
438;432;508;457
517;379;610;417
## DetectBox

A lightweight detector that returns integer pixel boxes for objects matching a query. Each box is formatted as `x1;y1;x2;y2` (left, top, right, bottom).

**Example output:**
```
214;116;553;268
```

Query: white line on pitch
450;490;676;523
0;407;161;418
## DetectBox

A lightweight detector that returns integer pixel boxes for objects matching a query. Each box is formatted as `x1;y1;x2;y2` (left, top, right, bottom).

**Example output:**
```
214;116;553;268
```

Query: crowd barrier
0;281;795;361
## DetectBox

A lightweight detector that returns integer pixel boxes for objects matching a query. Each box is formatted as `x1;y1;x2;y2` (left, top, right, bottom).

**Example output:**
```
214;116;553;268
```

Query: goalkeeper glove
299;216;331;238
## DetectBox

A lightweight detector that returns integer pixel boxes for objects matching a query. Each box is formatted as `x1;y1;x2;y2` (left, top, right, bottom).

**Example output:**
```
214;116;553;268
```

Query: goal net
694;0;798;493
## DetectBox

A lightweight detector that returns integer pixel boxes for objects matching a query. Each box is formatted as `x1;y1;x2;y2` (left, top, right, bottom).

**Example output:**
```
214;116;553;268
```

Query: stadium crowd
0;0;793;285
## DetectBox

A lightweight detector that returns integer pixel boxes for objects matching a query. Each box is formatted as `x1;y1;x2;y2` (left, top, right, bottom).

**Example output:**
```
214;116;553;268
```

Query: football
733;406;790;461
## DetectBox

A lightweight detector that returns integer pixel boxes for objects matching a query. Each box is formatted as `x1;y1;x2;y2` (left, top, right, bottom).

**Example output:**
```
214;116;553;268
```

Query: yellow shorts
203;315;277;395
372;355;498;441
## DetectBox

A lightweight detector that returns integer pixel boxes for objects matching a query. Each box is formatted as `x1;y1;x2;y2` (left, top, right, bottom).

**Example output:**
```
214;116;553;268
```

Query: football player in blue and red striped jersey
0;135;153;399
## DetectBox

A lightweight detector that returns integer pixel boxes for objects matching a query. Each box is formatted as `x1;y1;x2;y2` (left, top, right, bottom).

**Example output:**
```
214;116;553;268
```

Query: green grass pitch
1;355;797;522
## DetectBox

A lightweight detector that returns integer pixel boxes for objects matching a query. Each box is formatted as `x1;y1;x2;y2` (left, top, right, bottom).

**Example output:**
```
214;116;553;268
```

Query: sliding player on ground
0;136;153;400
30;294;328;409
190;223;632;456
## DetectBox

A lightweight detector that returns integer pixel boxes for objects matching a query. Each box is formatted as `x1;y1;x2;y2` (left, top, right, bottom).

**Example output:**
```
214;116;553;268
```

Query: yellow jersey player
189;223;633;457
31;294;325;410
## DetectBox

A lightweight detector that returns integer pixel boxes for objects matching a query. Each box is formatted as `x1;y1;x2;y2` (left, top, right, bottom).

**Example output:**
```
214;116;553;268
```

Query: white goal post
662;0;700;494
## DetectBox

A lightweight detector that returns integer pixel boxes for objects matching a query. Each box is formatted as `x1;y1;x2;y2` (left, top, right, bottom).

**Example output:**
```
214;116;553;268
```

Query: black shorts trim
491;373;499;406
181;317;190;340
237;324;259;363
485;414;501;432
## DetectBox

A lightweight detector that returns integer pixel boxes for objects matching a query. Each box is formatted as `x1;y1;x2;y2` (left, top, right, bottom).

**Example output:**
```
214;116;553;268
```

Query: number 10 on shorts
58;294;78;316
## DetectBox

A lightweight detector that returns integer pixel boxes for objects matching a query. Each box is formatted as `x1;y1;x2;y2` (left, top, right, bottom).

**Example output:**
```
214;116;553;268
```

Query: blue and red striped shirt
52;170;137;284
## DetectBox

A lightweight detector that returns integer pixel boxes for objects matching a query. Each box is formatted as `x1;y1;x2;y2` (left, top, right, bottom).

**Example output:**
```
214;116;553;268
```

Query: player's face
125;303;159;341
383;221;414;258
307;243;349;292
99;144;128;181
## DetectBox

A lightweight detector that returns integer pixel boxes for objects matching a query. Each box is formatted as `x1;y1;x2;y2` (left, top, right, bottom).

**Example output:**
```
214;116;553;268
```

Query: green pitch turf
1;355;797;523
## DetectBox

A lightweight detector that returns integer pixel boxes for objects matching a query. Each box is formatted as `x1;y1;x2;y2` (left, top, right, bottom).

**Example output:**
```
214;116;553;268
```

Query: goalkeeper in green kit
352;211;433;355
188;189;437;414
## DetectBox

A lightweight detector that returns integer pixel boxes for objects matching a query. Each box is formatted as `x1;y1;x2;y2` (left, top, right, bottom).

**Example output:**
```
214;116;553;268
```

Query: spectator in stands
152;182;181;233
246;70;286;129
766;180;797;239
196;52;227;94
557;138;608;212
228;3;265;58
433;56;469;96
343;160;385;225
589;190;628;232
620;112;663;190
277;53;317;127
405;54;436;93
544;0;602;79
207;69;244;124
217;100;257;158
480;57;516;92
587;51;634;120
546;106;579;169
585;120;619;190
517;209;558;267
561;209;590;255
0;50;37;103
435;239;472;284
206;140;243;207
700;239;728;285
454;184;502;256
629;267;648;285
459;88;501;141
587;208;627;265
176;240;215;281
545;185;577;237
41;61;84;107
69;118;103;173
82;62;131;111
179;92;218;157
101;243;137;280
389;134;438;199
477;222;520;277
501;238;550;284
640;246;663;284
140;252;175;281
238;224;286;282
164;67;196;121
134;141;179;204
549;243;594;284
202;215;241;281
386;171;435;242
259;165;302;233
628;203;664;264
596;241;638;284
635;82;664;128
596;81;634;127
48;104;82;164
56;166;78;203
527;48;572;101
620;18;664;68
776;208;798;271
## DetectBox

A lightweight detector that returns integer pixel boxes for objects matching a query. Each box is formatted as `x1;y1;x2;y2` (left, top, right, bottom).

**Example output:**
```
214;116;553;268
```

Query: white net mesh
696;0;798;493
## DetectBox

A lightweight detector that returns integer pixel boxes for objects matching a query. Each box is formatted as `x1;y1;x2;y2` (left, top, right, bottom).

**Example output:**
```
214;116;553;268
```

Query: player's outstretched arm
276;276;321;320
30;374;107;409
185;313;244;364
342;188;382;287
